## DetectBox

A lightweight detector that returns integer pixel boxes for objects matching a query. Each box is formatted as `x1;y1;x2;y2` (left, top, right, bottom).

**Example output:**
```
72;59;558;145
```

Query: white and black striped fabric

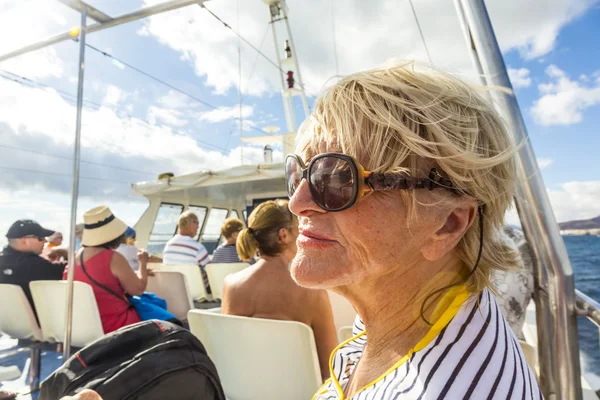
313;288;543;400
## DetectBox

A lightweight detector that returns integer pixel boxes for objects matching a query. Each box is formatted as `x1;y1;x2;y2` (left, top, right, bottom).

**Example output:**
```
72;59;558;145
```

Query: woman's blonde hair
237;199;297;261
296;63;520;293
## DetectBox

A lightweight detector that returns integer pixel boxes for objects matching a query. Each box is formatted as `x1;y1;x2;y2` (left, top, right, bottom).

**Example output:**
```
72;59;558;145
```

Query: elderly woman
286;65;541;399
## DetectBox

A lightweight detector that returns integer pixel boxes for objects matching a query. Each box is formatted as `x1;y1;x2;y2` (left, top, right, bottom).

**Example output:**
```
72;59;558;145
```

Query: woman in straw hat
69;206;149;334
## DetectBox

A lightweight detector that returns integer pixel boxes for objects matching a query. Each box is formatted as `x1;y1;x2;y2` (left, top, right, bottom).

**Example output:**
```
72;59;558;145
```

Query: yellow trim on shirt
326;284;470;400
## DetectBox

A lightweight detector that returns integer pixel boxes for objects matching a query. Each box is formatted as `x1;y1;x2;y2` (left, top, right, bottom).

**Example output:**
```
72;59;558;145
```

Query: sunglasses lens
285;156;302;198
309;157;355;210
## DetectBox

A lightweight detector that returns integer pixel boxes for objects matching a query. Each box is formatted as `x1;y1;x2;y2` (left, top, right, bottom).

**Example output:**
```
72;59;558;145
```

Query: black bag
39;320;226;400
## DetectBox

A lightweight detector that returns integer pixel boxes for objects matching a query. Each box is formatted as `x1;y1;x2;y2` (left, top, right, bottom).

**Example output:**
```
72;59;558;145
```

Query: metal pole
63;7;87;360
280;0;310;118
459;1;582;399
453;0;492;103
0;0;208;62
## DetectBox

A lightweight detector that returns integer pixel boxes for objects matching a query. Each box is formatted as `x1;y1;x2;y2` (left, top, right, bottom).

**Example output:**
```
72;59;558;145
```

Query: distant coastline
558;215;600;236
561;229;600;236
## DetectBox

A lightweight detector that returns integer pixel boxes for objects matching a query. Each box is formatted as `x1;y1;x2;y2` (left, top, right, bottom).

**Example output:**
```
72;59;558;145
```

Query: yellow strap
326;285;470;399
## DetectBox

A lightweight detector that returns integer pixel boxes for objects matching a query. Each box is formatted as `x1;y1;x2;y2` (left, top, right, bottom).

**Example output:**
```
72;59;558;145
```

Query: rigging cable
200;4;308;92
408;0;433;65
0;166;132;185
84;43;289;143
0;71;230;155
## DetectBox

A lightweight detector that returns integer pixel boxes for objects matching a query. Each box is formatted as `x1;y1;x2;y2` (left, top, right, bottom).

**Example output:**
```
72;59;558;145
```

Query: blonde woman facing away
221;199;338;381
286;65;541;399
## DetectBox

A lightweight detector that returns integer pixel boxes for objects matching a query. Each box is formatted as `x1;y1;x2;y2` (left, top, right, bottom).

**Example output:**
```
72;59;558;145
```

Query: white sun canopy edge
131;163;286;196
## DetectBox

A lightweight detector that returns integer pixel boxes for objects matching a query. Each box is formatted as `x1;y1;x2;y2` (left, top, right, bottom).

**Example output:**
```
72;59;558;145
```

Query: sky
0;0;599;246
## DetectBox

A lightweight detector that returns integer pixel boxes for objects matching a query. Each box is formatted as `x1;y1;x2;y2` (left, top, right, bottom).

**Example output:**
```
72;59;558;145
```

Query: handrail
575;289;600;328
457;1;583;398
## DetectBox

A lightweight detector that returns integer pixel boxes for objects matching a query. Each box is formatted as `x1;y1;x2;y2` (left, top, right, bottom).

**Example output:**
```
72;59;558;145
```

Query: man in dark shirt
0;220;66;320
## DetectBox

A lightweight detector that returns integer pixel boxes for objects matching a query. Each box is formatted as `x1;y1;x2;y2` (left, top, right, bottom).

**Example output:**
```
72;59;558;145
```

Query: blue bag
129;293;177;321
79;253;178;323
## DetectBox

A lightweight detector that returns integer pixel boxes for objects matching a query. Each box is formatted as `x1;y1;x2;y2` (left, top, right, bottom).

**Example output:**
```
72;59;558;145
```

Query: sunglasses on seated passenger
285;153;459;212
22;236;46;241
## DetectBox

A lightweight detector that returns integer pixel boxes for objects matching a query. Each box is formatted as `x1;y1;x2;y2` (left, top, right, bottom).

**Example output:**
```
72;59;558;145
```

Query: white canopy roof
131;162;286;197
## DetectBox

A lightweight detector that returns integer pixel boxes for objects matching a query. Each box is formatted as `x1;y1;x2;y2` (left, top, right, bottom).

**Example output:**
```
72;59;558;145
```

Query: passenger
46;231;63;248
287;65;541;399
162;211;211;293
210;218;248;264
41;231;65;261
67;206;148;334
222;200;338;381
116;227;140;271
0;220;66;321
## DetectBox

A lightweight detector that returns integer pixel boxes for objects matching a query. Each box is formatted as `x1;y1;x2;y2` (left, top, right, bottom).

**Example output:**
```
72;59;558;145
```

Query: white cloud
0;77;283;188
147;105;189;127
102;85;123;106
200;105;254;123
136;0;598;97
508;67;532;88
537;158;553;169
158;90;191;109
547;181;600;223
505;180;600;226
531;65;600;126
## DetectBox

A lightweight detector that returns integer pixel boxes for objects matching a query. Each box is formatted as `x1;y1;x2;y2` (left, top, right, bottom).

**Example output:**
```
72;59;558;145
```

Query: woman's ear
278;227;289;244
422;202;478;261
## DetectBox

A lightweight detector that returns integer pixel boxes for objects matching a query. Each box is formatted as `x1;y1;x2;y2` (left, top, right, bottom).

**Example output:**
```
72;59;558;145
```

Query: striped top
162;235;211;292
210;244;243;264
163;235;210;267
313;287;542;400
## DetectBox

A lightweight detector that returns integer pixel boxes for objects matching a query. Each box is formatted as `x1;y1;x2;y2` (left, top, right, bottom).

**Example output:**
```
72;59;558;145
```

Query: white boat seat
188;310;322;400
338;326;353;343
149;263;210;302
0;284;43;341
29;281;104;348
146;270;193;320
205;263;249;301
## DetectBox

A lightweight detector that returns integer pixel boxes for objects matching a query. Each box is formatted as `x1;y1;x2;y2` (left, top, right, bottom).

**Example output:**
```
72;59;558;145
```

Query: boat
0;0;599;399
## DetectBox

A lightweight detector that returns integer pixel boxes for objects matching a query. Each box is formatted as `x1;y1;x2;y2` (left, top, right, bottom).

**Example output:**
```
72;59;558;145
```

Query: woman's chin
290;252;347;289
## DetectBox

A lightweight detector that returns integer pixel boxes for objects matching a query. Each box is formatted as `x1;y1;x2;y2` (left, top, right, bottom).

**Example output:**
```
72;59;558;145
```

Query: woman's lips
297;228;337;247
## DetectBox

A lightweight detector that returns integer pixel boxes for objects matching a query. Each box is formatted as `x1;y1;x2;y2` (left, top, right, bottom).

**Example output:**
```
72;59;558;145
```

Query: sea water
564;235;600;379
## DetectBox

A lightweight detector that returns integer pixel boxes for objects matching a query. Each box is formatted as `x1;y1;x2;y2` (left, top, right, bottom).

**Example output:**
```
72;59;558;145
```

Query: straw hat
81;206;128;247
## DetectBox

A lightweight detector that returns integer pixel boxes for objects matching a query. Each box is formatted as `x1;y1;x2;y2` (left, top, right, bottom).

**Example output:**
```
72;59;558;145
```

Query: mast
455;1;583;398
263;0;310;155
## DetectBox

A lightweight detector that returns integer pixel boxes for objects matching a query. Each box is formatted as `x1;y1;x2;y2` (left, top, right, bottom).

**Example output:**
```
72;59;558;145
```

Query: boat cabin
132;162;288;256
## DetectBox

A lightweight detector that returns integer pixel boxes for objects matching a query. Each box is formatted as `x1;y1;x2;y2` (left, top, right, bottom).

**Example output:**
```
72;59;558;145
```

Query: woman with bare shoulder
221;199;338;381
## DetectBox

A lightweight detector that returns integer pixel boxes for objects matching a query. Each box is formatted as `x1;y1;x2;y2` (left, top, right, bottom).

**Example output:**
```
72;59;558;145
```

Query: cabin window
229;209;240;221
200;208;228;253
148;203;183;255
187;206;208;240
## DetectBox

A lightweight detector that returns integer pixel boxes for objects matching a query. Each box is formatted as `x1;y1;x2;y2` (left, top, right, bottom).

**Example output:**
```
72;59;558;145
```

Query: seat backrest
29;281;104;347
0;284;43;341
188;310;321;400
327;290;357;333
337;326;353;343
146;271;193;320
205;263;249;300
149;263;208;301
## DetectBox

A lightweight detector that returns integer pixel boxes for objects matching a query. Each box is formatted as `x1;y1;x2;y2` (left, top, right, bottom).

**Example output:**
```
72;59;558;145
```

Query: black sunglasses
23;235;46;241
285;153;458;212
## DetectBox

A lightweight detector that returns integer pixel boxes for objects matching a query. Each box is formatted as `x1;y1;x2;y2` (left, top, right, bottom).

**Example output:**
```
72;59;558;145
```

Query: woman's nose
288;179;323;216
